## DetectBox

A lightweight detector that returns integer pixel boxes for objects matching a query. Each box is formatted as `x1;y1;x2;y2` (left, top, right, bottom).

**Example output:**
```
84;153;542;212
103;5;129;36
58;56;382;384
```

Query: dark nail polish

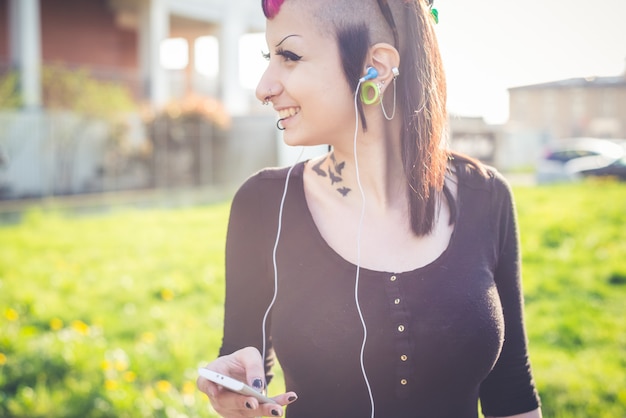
245;402;253;410
252;378;264;390
288;395;297;402
271;409;280;416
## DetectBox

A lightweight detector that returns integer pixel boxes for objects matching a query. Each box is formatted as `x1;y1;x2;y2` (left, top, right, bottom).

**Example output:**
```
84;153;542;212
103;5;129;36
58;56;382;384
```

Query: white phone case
198;368;278;404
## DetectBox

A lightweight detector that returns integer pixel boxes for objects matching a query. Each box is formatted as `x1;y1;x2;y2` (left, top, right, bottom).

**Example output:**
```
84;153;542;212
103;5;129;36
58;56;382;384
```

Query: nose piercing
262;89;273;105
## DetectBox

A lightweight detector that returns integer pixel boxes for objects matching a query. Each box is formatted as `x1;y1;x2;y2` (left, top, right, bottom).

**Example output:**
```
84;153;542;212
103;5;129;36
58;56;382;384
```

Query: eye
276;48;302;62
261;50;271;61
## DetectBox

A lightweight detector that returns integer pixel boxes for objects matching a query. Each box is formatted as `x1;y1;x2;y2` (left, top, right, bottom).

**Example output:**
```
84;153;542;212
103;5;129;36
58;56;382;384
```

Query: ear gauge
360;81;381;105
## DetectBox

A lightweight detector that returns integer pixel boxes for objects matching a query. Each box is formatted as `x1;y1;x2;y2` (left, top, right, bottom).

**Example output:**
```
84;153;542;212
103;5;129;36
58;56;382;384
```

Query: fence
0;110;278;201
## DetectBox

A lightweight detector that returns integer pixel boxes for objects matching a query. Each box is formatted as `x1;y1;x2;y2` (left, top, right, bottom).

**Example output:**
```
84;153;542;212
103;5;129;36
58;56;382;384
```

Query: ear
367;43;400;88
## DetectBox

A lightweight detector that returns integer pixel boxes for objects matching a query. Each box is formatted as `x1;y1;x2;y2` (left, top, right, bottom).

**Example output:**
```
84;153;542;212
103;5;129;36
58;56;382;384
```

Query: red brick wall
0;0;138;73
41;0;137;70
0;0;8;66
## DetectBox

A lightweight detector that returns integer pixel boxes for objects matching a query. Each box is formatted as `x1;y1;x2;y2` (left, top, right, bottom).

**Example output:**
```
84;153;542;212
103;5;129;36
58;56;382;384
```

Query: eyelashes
278;48;302;62
262;48;302;62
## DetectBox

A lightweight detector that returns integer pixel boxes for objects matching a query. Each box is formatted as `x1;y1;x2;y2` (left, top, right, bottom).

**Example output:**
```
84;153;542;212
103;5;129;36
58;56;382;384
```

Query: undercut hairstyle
266;0;450;236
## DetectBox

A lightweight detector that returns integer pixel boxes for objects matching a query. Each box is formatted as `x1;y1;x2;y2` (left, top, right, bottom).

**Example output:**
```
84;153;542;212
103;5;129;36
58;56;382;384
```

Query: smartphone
198;368;278;405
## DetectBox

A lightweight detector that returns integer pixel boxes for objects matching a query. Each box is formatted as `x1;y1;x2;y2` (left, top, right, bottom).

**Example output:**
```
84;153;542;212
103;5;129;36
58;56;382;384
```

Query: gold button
398;325;405;332
394;298;401;305
390;275;397;282
400;355;408;361
400;379;408;385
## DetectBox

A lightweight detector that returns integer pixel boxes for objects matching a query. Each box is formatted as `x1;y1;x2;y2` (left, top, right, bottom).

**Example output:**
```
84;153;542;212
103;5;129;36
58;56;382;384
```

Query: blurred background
1;0;625;206
0;1;625;417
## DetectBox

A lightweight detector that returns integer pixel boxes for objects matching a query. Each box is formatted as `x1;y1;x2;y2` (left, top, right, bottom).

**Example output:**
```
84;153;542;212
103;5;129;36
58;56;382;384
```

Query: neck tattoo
312;153;351;197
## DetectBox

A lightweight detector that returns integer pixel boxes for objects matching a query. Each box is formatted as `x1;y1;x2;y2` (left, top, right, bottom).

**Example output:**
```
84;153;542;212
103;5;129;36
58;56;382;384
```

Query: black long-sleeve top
219;158;540;418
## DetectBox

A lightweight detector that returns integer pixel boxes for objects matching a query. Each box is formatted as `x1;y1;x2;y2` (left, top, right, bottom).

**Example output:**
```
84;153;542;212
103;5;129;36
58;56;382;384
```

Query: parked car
536;137;626;183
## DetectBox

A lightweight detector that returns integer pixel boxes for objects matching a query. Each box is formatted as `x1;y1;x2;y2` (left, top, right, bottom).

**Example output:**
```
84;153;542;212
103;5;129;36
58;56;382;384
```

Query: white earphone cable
259;81;374;418
353;79;375;418
261;146;306;383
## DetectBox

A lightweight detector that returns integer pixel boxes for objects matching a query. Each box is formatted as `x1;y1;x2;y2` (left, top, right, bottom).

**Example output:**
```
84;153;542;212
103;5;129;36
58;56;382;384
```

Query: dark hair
335;0;449;236
398;0;448;235
336;24;371;131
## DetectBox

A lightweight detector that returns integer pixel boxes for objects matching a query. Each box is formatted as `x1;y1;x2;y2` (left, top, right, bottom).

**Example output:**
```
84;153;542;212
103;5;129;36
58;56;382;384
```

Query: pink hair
262;0;285;18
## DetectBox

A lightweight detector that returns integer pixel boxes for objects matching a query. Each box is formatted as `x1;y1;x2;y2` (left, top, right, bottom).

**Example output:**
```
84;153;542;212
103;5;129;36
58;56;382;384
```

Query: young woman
197;0;542;417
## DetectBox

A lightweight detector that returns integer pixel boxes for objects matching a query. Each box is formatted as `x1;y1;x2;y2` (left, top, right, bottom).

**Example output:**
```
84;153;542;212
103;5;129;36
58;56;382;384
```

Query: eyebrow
276;34;300;47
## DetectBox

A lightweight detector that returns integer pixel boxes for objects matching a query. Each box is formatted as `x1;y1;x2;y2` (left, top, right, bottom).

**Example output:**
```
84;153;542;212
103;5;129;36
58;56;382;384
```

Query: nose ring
262;89;273;105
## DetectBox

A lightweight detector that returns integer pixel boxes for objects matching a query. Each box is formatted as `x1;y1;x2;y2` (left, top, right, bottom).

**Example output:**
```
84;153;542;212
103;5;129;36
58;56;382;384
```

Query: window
160;38;188;70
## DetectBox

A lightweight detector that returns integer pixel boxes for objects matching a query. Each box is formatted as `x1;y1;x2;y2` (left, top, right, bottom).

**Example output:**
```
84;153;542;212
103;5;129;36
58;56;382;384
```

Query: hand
197;346;298;417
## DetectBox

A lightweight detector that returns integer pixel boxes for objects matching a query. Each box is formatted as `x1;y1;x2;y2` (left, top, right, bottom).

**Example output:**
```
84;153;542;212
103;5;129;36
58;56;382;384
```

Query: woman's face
256;3;356;147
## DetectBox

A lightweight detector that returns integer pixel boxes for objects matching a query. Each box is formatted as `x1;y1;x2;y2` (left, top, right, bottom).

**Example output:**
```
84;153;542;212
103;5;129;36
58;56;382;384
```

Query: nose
255;64;282;104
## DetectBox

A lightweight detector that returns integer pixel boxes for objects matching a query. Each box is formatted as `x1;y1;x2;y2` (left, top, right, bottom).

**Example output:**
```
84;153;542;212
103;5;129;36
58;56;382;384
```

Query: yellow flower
105;379;118;391
5;308;19;321
101;360;112;371
143;386;156;400
160;289;174;301
0;352;7;366
114;359;128;371
71;320;90;335
140;332;156;344
50;318;63;331
182;381;195;395
156;380;172;392
123;371;137;382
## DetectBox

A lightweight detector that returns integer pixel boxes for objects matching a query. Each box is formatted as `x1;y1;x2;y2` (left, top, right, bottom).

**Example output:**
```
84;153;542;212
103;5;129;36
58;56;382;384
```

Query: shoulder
241;163;304;186
235;162;306;201
450;152;512;197
449;153;518;252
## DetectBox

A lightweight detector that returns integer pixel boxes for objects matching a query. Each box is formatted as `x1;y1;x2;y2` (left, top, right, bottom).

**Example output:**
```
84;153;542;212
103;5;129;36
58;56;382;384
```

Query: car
536;137;626;183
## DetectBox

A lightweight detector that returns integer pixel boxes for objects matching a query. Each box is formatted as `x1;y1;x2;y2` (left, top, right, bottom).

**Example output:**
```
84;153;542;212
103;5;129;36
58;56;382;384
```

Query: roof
508;75;626;91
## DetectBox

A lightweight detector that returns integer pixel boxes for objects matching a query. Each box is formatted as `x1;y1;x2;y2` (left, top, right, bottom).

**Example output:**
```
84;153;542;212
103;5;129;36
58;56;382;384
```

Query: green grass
1;179;625;417
0;204;232;417
513;180;626;417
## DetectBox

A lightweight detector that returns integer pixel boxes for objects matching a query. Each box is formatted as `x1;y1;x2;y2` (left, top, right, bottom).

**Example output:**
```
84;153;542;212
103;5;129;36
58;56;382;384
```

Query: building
508;72;626;142
1;0;314;199
0;0;267;114
448;115;499;166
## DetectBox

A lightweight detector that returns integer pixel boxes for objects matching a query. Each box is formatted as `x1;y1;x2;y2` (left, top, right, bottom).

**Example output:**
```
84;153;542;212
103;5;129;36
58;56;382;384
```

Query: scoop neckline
291;161;462;277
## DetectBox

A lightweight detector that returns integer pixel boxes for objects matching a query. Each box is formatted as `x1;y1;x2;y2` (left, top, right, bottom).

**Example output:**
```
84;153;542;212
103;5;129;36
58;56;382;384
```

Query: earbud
359;66;378;82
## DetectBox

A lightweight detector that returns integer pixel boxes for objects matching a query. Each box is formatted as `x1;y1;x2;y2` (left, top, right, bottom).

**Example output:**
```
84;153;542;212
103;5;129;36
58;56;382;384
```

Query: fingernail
245;401;253;410
251;378;264;390
271;409;281;416
288;395;298;402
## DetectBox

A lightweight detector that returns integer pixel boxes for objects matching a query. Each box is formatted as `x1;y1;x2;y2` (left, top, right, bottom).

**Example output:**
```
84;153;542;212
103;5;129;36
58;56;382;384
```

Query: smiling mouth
278;107;300;119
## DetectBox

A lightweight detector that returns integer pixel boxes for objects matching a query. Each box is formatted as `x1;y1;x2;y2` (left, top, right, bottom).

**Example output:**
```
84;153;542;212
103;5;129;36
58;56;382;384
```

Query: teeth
278;108;300;119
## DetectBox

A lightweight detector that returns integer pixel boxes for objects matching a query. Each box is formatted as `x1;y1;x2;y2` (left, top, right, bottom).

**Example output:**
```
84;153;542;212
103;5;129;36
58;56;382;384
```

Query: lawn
1;179;625;417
